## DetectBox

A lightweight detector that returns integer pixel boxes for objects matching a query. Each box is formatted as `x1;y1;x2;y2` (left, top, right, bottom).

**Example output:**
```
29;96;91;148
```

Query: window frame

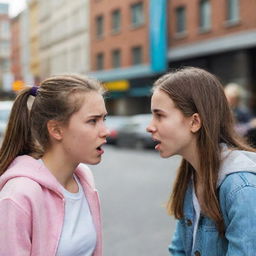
96;52;104;70
131;46;142;65
130;2;144;28
96;15;104;39
175;6;186;34
111;9;121;33
112;49;121;68
199;0;211;32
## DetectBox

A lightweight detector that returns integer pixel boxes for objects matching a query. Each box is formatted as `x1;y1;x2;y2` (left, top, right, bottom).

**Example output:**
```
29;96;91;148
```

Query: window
96;15;104;38
96;53;104;70
0;21;10;35
112;49;121;68
0;3;8;14
227;0;239;21
199;0;211;30
131;46;142;65
176;7;186;33
112;9;121;33
131;2;144;27
0;41;9;52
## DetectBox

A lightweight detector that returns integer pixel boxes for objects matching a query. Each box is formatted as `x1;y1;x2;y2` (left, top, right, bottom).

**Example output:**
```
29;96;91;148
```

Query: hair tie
30;86;38;96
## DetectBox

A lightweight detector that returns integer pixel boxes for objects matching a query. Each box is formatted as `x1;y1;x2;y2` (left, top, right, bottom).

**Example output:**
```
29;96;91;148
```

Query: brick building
168;0;256;110
90;0;256;115
89;0;167;115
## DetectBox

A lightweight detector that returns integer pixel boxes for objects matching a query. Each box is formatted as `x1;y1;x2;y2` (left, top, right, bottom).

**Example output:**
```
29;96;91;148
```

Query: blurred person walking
224;83;256;146
224;83;256;135
0;75;109;256
147;67;256;256
224;83;253;124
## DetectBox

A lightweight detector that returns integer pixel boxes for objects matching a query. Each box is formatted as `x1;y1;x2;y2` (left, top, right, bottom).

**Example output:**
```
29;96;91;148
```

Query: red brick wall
168;0;256;47
90;0;149;71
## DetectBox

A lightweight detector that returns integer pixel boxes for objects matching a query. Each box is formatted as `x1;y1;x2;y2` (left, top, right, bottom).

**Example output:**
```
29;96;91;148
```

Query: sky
0;0;27;17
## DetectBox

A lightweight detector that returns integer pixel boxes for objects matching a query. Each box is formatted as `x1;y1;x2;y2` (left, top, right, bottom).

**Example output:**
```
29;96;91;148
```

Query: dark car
116;114;156;149
105;115;129;144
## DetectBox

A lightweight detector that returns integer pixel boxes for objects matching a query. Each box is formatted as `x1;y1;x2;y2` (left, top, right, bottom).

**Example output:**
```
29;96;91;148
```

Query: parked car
105;115;129;144
0;101;13;138
116;114;156;149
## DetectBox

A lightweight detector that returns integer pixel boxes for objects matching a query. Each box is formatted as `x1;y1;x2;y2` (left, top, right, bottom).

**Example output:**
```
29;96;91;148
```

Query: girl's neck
41;149;78;192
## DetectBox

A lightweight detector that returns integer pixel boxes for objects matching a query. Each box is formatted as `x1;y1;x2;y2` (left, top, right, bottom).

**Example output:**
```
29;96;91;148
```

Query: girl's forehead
152;90;175;107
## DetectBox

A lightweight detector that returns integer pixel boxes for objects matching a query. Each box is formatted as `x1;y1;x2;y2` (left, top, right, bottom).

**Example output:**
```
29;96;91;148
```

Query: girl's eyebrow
152;109;165;114
88;113;108;118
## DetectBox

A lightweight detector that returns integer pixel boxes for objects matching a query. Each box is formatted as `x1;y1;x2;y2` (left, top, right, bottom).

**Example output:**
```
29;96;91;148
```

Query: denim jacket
169;147;256;256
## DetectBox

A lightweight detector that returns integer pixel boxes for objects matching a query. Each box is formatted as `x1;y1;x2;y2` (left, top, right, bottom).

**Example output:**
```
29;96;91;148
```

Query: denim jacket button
194;251;201;256
186;219;192;226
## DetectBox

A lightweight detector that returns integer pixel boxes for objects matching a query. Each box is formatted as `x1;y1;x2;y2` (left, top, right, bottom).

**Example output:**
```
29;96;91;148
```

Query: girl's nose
101;124;111;138
146;123;156;133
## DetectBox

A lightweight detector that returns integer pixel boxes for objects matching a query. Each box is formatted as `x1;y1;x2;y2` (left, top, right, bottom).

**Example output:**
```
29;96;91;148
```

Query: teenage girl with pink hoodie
0;75;110;256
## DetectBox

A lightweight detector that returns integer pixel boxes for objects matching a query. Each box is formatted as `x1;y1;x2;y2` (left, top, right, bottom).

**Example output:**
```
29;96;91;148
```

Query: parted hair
0;74;104;175
153;67;254;235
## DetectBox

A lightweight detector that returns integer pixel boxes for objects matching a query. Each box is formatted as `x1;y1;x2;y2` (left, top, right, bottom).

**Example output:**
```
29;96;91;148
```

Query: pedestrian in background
224;83;253;124
147;67;256;256
0;75;109;256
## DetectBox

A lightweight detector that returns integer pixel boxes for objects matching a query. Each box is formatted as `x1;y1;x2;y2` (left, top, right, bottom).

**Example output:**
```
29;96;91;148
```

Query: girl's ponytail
0;87;33;175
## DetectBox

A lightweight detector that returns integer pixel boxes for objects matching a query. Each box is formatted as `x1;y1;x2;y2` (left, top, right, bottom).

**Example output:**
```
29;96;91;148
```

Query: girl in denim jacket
147;67;256;256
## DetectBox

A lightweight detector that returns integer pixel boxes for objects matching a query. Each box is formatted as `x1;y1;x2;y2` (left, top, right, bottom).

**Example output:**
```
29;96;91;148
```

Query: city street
90;145;181;256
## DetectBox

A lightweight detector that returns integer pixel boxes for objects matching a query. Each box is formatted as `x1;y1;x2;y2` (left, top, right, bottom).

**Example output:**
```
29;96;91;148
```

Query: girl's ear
190;113;202;133
47;120;63;141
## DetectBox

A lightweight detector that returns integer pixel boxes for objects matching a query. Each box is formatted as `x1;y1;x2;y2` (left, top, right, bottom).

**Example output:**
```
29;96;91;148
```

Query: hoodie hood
0;155;64;197
0;155;94;197
218;144;256;187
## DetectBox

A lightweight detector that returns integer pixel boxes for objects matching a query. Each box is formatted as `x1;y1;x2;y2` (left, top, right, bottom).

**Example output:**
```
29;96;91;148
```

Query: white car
0;101;13;138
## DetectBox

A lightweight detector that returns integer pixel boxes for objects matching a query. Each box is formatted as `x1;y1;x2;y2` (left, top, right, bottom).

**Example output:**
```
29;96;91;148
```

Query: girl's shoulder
219;171;256;202
0;177;44;216
1;176;43;199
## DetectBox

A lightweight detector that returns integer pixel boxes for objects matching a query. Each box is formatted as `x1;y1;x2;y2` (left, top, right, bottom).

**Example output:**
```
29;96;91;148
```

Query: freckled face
147;89;195;159
60;91;110;165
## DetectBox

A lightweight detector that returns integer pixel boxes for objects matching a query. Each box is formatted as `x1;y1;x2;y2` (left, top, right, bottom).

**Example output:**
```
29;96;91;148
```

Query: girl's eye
89;119;97;124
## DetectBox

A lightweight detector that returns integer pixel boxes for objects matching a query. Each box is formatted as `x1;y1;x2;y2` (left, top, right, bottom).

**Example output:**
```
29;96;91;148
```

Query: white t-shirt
56;174;97;256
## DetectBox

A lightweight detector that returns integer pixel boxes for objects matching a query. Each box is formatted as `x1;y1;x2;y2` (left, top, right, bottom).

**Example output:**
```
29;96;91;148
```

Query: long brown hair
153;67;254;235
0;74;104;175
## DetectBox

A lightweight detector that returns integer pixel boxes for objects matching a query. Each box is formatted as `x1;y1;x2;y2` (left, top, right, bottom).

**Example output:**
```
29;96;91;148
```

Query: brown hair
0;74;104;175
153;67;254;235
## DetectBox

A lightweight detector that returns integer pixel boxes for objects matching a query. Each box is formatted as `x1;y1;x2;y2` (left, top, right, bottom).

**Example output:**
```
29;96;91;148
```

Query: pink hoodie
0;155;102;256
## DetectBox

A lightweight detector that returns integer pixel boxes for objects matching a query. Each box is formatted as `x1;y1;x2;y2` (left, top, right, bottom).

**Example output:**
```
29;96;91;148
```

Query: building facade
11;14;22;81
39;0;90;80
168;0;256;109
28;0;40;84
89;0;167;115
0;3;11;92
20;8;33;85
